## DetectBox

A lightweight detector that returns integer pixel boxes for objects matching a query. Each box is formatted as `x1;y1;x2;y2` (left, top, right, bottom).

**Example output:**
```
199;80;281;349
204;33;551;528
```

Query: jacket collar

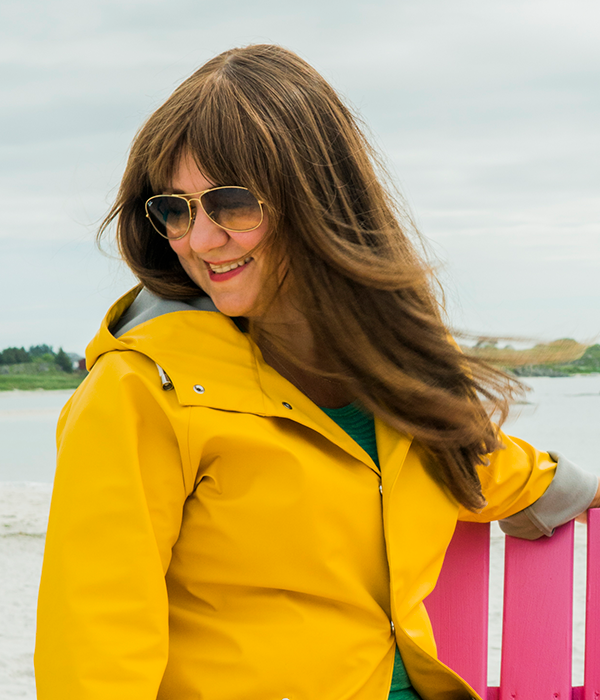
87;286;413;477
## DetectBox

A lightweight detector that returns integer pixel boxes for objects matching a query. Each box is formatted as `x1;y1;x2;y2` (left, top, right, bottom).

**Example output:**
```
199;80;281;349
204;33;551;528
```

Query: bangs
143;69;277;207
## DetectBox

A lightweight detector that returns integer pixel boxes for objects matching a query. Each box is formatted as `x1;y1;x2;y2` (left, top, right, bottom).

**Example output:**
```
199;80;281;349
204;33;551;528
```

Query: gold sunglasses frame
145;186;265;241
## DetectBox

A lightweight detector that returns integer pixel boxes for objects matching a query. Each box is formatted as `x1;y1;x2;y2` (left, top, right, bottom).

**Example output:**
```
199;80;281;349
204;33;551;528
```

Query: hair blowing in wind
99;44;523;511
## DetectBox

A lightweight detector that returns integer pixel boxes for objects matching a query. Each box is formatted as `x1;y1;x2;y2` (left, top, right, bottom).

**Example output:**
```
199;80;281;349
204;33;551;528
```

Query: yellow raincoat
35;286;557;700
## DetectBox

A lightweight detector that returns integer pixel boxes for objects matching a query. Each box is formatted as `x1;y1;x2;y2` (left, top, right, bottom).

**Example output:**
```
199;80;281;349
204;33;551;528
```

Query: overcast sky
1;0;599;354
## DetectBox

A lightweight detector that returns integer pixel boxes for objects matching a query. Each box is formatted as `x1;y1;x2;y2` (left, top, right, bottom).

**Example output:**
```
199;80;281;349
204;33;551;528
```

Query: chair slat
500;520;574;700
584;508;600;700
425;521;489;698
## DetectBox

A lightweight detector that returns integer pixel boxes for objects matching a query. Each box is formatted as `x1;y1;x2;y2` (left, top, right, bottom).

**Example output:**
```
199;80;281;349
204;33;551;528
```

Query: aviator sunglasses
145;186;264;240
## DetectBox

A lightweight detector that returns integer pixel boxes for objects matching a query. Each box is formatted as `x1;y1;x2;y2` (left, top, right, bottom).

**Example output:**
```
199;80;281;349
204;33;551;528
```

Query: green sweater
320;403;421;700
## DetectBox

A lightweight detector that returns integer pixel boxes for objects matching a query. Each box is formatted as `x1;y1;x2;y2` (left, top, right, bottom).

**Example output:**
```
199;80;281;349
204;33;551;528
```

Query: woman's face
167;154;284;321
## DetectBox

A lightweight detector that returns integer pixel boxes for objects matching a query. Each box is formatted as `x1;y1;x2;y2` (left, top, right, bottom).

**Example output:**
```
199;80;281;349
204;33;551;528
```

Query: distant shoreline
466;342;600;378
1;372;599;391
511;367;600;378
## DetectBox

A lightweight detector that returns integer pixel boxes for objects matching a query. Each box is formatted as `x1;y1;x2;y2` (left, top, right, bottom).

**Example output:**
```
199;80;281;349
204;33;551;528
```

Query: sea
1;376;599;698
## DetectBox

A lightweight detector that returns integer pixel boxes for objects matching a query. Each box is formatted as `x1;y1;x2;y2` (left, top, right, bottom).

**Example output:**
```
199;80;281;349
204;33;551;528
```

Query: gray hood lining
111;288;218;338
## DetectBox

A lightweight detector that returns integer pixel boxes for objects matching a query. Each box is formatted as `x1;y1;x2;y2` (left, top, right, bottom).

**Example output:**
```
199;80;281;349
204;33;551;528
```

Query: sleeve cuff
499;452;599;540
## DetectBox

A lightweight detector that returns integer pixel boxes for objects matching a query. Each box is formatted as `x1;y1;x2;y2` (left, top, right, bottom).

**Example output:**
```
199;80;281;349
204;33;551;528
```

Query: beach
0;483;50;698
1;376;599;697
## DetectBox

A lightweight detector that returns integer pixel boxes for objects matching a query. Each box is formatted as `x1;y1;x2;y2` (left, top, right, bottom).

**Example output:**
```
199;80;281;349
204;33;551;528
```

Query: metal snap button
379;484;383;495
390;620;395;634
193;384;205;394
282;402;292;409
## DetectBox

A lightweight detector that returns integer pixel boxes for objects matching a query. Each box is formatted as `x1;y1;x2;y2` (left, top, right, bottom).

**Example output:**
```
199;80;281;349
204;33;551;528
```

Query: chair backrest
424;509;600;700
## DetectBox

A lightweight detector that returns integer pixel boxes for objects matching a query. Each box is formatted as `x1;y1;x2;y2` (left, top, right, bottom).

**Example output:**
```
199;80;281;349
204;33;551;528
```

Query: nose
186;204;230;253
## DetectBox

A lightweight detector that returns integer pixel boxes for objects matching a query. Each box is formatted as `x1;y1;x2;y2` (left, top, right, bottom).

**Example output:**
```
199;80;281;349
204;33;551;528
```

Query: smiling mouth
206;256;253;274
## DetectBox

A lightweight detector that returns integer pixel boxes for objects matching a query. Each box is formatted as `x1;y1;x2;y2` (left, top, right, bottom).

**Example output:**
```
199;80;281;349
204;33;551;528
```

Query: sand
0;483;52;699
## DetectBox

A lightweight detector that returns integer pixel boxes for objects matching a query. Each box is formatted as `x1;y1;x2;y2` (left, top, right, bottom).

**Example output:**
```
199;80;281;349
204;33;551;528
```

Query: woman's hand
575;476;600;524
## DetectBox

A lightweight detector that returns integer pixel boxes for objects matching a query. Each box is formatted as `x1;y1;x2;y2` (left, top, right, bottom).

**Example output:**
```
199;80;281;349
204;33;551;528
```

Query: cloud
0;0;598;348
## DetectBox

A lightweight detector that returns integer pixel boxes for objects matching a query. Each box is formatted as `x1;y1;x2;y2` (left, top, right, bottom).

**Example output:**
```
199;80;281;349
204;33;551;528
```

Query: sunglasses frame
145;186;265;241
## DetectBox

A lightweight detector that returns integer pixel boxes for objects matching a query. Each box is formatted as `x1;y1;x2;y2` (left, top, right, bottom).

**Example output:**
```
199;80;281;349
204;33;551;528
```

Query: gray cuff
499;452;599;540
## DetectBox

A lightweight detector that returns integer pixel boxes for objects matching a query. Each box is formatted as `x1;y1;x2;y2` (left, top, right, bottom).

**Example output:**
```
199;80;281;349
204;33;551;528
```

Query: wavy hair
99;44;522;511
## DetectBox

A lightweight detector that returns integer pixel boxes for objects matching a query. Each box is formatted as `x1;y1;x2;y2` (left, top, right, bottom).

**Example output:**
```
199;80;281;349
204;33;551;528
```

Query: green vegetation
55;348;74;373
0;372;87;391
0;346;31;365
466;340;600;377
568;344;600;372
0;344;87;391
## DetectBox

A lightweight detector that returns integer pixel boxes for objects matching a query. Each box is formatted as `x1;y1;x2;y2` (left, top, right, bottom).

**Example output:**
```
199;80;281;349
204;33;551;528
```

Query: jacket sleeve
457;431;597;534
498;451;598;539
34;352;192;700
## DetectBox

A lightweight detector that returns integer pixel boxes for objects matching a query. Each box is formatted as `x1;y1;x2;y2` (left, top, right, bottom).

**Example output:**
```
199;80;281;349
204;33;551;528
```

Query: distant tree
0;347;31;365
55;347;73;373
29;344;55;358
34;353;56;364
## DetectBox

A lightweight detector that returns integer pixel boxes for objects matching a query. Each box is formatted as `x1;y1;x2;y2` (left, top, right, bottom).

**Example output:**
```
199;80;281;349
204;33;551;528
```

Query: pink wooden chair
424;509;600;700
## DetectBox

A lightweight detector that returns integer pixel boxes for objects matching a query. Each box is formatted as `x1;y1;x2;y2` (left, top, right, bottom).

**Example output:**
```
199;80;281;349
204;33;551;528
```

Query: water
1;376;599;483
0;390;73;482
0;377;598;696
504;374;600;474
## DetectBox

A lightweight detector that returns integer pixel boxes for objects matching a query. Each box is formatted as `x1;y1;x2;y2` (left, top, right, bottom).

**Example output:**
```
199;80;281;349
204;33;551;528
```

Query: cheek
169;240;193;270
244;215;273;263
168;241;205;283
250;211;270;249
168;238;186;259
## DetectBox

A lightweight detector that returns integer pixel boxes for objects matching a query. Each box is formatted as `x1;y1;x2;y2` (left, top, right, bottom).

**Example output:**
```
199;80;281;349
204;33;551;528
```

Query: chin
209;297;259;319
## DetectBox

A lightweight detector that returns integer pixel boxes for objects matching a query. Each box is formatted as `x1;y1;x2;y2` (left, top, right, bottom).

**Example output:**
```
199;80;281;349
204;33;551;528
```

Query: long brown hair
99;44;522;511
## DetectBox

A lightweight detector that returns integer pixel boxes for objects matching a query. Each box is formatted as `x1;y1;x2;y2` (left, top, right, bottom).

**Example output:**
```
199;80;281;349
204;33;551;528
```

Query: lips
206;256;254;283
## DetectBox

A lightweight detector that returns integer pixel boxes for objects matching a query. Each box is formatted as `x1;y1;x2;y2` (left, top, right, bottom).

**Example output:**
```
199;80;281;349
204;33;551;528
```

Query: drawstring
156;364;174;391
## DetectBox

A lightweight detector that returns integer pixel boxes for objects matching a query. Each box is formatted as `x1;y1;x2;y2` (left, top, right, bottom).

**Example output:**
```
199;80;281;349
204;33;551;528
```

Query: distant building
67;353;85;372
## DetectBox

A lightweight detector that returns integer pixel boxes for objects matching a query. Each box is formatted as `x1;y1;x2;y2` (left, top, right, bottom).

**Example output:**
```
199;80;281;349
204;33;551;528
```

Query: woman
35;45;599;700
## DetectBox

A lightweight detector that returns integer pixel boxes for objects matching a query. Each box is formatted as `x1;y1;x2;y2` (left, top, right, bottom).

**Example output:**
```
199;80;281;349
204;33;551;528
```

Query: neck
249;293;317;366
252;319;352;410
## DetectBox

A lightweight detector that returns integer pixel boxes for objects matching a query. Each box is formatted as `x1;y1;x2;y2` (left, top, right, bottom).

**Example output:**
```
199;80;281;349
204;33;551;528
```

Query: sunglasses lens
201;188;262;232
146;196;190;239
